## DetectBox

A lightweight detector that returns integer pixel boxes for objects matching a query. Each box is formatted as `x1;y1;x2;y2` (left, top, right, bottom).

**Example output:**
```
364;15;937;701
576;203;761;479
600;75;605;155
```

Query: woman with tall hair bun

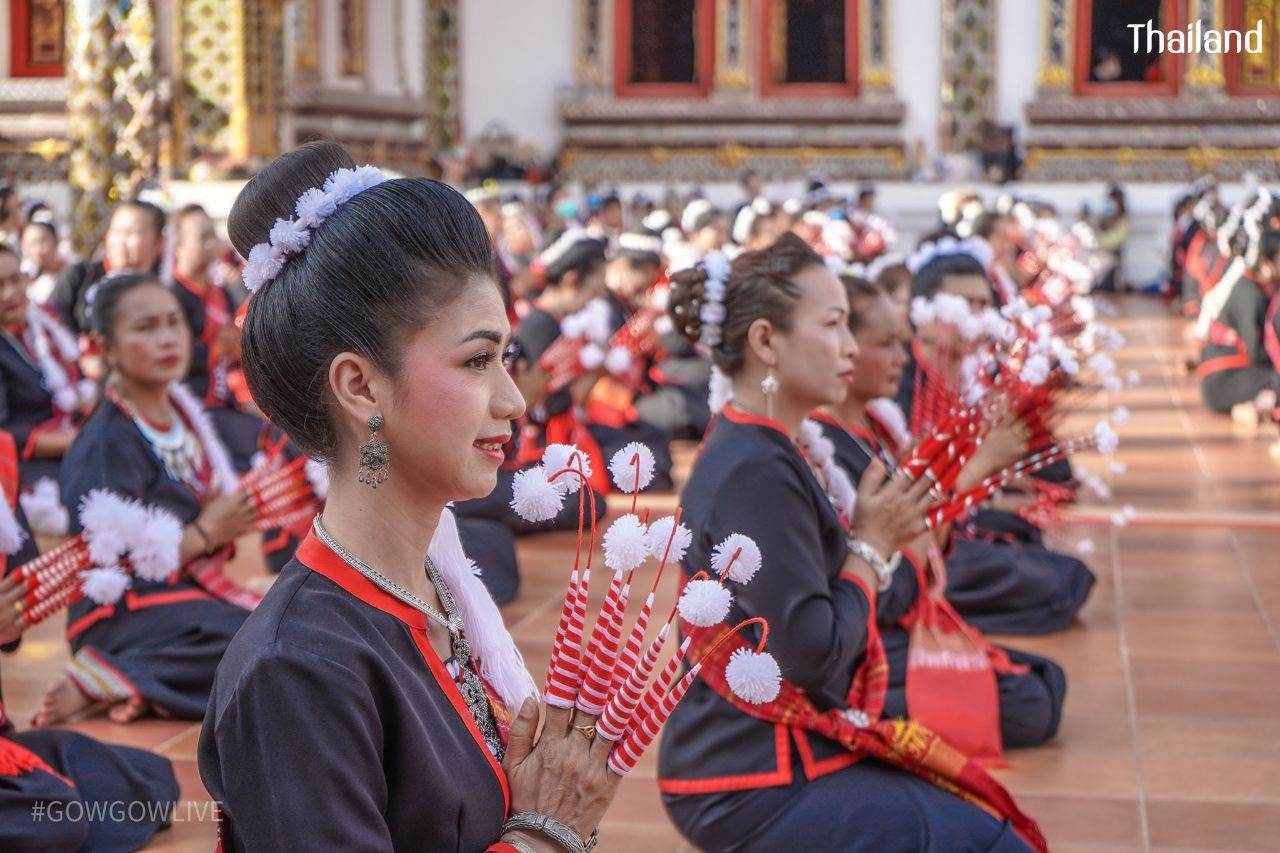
657;234;1044;851
199;142;626;851
813;277;1067;759
32;272;261;729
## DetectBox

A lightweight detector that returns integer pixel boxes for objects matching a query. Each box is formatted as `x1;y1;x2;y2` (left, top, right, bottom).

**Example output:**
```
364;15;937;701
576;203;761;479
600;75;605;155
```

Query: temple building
3;0;1280;225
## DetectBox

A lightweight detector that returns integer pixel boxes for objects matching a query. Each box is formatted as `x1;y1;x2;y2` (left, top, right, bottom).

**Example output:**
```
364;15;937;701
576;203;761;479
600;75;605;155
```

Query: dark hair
229;141;496;458
667;232;823;374
840;276;887;334
544;237;606;284
970;212;1005;240
875;261;912;299
90;273;171;344
22;219;57;242
114;199;167;237
911;253;989;300
0;242;16;260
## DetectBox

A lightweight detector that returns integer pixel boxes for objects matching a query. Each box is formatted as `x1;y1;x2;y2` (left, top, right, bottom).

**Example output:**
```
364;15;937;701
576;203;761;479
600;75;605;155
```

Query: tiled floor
5;296;1279;851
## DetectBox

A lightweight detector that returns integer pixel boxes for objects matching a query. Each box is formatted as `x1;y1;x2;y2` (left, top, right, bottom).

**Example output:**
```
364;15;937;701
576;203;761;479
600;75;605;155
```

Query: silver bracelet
500;837;538;853
846;538;901;591
501;812;599;853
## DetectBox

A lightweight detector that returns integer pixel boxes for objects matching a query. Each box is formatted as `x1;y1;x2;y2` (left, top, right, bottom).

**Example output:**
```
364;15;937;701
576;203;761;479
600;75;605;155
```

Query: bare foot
107;695;148;724
1232;401;1261;434
31;677;97;728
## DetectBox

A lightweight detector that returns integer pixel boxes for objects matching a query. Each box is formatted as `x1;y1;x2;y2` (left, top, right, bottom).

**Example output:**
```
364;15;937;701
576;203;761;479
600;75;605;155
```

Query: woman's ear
745;317;777;369
328;351;389;442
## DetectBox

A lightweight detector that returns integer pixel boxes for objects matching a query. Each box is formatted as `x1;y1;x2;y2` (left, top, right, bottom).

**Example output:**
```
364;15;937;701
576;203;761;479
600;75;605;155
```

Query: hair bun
227;140;356;258
666;265;711;347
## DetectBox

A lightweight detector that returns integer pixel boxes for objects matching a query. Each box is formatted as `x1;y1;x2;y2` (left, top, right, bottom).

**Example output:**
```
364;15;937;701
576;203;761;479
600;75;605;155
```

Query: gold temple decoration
714;0;749;88
1037;0;1073;88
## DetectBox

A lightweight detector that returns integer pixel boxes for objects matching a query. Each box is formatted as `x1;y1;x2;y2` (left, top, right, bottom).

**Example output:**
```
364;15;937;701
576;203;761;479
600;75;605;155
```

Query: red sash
685;620;1047;853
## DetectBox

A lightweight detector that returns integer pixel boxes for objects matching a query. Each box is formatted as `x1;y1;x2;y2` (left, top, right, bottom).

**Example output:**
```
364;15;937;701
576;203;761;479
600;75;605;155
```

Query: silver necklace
311;516;504;760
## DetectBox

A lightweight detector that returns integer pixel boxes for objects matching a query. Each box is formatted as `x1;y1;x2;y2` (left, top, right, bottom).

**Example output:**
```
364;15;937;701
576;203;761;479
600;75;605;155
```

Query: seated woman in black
0;441;178;851
815;277;1067;754
0;244;90;487
658;234;1043;851
1197;220;1280;421
33;274;259;727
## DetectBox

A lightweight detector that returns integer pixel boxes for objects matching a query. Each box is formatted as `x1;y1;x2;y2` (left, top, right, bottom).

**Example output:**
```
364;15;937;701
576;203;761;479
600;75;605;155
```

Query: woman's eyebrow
459;329;503;344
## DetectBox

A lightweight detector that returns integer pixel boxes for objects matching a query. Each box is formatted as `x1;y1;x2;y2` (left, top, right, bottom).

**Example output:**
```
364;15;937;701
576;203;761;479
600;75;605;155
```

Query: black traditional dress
57;388;254;718
200;530;522;852
658;406;1035;852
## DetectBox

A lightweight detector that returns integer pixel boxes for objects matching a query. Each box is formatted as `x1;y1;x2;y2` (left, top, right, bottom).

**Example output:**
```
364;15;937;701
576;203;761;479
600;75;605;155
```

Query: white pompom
1127;369;1141;387
603;513;649;573
1093;420;1119;455
76;378;99;408
604;345;634;376
609;442;656;493
1103;375;1123;393
1020;353;1051;386
579;343;605;370
79;566;131;605
79;490;132;565
1077;538;1096;555
910;296;936;327
54;386;78;414
509;468;563;522
1111;405;1131;426
711;533;762;584
18;477;66;537
677;578;732;627
1109;460;1127;475
725;647;781;704
540;444;590;495
269;217;311;254
129;506;183;582
646;515;692;564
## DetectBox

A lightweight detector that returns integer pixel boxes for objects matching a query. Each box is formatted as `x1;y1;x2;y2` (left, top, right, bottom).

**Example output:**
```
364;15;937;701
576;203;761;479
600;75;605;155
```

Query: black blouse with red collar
1198;270;1272;380
199;530;512;852
658;405;875;794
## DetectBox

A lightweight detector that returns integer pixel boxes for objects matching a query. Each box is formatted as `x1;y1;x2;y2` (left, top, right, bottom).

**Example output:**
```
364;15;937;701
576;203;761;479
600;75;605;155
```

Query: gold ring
573;723;597;742
13;599;24;614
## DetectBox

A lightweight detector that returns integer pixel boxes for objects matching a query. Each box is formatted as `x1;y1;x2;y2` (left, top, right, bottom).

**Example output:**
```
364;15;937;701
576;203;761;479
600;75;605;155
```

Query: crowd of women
0;150;1153;850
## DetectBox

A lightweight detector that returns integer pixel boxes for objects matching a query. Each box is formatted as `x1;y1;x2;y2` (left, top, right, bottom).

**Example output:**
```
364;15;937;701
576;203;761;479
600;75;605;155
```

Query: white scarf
23;304;96;415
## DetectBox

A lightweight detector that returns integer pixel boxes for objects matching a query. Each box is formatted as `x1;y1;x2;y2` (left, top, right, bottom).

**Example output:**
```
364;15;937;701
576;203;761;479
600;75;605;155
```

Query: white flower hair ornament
241;164;390;293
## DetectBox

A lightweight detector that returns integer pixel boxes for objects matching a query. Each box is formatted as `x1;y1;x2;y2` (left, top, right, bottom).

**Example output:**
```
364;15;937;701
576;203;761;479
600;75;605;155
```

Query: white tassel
1093;420;1119;455
429;507;536;711
867;398;911;449
602;513;649;574
79;565;131;605
608;442;656;493
509;468;563;522
304;458;329;501
711;533;762;584
708;365;735;414
677;578;731;627
645;515;692;564
725;648;781;704
168;382;239;494
579;343;605;370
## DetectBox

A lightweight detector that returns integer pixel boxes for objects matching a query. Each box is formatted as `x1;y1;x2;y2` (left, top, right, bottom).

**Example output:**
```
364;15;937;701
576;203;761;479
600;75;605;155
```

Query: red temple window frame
759;0;860;98
1223;0;1280;96
613;0;715;98
1073;0;1181;97
10;0;66;78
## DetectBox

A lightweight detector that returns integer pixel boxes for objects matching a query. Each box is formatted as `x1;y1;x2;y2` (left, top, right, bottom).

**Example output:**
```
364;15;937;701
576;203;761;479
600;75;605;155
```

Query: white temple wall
459;0;574;155
889;0;943;160
996;0;1041;139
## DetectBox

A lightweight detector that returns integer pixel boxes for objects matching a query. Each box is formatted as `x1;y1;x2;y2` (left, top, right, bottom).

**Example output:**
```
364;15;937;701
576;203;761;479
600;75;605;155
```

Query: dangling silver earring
357;414;389;487
761;368;779;420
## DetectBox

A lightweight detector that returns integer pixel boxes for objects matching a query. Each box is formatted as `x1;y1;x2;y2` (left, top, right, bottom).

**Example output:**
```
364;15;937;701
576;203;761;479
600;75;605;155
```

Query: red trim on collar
173;269;206;297
294;530;429;630
809;409;880;448
721;403;790;437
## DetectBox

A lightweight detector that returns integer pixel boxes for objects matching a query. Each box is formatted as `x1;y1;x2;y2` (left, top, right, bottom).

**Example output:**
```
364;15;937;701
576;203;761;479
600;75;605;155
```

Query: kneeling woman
33;274;259;727
658;236;1043;851
815;277;1066;752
